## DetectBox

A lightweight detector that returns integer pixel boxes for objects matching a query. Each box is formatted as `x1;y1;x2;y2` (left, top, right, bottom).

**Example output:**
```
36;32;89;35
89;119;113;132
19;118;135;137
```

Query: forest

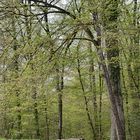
0;0;139;140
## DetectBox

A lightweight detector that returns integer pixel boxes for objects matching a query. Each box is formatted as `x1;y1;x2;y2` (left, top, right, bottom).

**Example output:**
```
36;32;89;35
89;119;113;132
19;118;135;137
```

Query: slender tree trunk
30;63;40;138
99;65;103;140
43;1;51;139
11;5;22;138
24;1;41;138
44;98;50;140
130;1;140;139
88;43;98;139
32;91;40;138
56;65;63;139
77;45;96;140
133;0;140;96
121;61;132;139
2;65;8;138
58;92;63;139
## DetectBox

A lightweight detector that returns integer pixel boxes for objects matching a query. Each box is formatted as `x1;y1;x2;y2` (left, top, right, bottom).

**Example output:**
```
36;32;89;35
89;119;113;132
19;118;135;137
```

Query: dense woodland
0;0;140;140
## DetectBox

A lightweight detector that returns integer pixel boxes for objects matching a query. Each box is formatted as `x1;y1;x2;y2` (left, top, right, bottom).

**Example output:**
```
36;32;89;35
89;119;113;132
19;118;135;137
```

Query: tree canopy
0;0;139;140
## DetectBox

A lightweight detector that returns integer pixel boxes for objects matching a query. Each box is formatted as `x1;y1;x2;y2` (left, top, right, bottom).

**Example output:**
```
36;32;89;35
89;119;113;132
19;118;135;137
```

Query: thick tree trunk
111;114;117;140
106;36;125;140
86;1;126;139
104;1;125;139
99;47;125;140
85;26;126;140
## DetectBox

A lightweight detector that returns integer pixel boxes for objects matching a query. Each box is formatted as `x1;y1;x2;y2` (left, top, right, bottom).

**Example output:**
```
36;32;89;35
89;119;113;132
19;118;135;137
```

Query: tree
0;0;139;139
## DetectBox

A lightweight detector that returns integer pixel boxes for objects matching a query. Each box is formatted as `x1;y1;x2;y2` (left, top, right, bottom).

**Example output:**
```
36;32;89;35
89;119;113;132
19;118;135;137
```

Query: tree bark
86;1;126;139
77;45;96;140
55;61;64;140
12;6;22;139
99;65;103;140
104;1;125;139
88;43;98;140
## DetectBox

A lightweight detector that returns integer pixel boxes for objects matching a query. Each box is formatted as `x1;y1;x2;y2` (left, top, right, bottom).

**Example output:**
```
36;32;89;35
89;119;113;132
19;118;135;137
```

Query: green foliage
0;0;139;140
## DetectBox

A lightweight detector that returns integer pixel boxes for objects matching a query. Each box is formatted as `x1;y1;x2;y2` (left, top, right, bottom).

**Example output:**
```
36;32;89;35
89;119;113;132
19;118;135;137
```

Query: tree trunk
104;1;125;139
99;65;103;140
44;98;50;140
58;92;63;139
86;1;126;139
77;45;96;140
56;65;64;139
88;43;98;140
12;7;22;139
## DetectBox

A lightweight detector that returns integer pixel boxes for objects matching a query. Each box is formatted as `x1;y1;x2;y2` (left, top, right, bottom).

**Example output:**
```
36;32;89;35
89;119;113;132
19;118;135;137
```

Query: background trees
0;0;139;140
